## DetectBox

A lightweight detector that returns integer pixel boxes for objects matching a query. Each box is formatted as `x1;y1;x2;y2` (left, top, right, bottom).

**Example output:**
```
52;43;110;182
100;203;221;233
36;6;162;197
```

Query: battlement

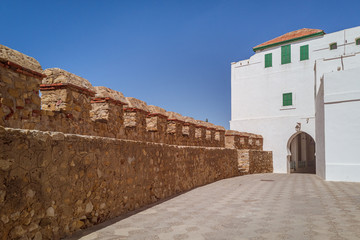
0;44;255;149
0;44;272;240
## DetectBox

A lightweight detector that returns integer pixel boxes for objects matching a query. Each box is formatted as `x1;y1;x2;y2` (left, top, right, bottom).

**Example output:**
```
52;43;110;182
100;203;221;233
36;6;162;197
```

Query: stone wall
236;150;273;175
0;126;239;240
0;44;273;239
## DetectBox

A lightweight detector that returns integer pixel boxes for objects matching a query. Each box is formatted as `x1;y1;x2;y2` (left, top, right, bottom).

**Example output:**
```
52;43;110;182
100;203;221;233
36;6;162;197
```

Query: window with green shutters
330;43;337;50
283;93;292;106
356;38;360;45
300;45;309;61
281;45;291;64
265;53;272;68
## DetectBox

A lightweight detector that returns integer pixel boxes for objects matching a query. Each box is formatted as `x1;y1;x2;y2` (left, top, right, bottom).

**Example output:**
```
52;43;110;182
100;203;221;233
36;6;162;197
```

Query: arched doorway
288;132;316;174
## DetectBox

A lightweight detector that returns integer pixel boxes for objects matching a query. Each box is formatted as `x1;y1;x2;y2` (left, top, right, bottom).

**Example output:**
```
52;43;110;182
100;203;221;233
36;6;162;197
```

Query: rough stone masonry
0;44;273;240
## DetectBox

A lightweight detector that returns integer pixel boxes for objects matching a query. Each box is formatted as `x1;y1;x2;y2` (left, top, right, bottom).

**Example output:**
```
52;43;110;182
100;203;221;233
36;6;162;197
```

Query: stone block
0;44;43;73
31;94;41;106
42;68;94;92
146;116;158;132
8;88;20;98
124;111;138;127
14;80;26;89
1;75;13;84
16;98;25;107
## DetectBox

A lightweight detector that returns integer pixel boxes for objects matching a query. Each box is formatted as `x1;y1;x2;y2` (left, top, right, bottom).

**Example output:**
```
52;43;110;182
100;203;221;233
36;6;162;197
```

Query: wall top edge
0;44;42;73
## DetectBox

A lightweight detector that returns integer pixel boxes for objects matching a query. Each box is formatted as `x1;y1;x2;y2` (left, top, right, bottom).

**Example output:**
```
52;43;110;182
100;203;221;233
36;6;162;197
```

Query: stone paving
68;174;360;240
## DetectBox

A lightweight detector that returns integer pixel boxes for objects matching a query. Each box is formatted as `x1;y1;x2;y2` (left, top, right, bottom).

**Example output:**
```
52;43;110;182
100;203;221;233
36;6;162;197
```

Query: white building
230;26;360;182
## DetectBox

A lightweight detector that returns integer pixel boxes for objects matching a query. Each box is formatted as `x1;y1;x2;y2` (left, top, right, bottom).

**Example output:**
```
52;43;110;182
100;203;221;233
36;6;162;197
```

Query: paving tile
68;174;360;240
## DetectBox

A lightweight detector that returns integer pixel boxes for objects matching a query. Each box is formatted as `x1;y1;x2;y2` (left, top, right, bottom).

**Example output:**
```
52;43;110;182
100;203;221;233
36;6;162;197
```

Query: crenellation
215;125;226;145
123;97;150;142
0;61;43;129
182;117;197;148
42;68;95;91
41;68;95;124
90;87;126;124
0;43;267;150
194;126;203;139
0;43;272;240
194;120;207;144
246;133;263;150
225;130;252;149
0;43;234;148
214;131;221;141
0;44;43;73
203;121;217;143
90;86;126;138
146;105;168;144
165;111;185;145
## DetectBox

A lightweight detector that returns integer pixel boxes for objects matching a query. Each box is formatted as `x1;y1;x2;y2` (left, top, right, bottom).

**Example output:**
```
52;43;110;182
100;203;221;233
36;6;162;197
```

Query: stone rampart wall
0;59;229;148
0;126;238;239
0;44;272;240
0;44;266;149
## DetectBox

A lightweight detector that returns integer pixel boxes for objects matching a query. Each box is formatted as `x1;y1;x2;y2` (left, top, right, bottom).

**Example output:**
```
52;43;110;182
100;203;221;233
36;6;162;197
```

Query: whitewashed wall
321;67;360;182
231;26;360;175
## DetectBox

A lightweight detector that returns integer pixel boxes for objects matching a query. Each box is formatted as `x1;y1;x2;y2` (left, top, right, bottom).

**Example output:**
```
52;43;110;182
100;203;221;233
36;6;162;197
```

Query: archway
288;132;316;174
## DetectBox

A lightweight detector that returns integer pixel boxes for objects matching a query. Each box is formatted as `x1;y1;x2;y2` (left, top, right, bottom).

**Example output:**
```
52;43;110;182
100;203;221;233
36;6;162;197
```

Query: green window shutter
265;53;272;68
283;93;292;106
281;45;291;64
300;45;309;61
356;38;360;45
330;43;337;50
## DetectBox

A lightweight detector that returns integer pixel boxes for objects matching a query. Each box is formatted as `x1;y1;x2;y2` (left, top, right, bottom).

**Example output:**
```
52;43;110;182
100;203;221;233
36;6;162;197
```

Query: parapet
90;86;126;124
225;130;263;150
0;44;44;128
0;43;263;149
93;86;127;104
215;125;226;131
166;111;185;121
145;105;168;139
124;97;149;112
42;68;95;93
148;105;167;117
40;68;95;122
183;116;197;125
0;44;42;73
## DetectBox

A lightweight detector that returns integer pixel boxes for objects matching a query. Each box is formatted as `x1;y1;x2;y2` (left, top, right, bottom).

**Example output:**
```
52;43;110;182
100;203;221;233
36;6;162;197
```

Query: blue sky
2;0;359;128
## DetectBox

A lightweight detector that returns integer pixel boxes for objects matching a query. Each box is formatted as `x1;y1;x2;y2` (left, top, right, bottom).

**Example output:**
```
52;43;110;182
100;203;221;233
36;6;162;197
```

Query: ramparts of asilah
0;44;273;240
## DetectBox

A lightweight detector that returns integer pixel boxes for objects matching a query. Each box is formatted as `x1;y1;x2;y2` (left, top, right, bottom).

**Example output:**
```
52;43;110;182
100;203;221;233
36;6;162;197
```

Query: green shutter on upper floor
300;45;309;61
283;93;292;106
281;45;291;64
265;53;272;68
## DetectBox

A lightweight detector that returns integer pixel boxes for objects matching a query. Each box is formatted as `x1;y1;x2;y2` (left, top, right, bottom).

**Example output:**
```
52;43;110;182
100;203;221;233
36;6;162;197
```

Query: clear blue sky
2;0;359;128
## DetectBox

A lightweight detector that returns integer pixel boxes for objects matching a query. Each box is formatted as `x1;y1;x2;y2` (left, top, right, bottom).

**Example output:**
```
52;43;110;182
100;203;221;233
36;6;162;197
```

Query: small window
330;43;337;50
265;53;272;68
283;93;292;106
281;45;291;64
356;38;360;45
300;45;309;61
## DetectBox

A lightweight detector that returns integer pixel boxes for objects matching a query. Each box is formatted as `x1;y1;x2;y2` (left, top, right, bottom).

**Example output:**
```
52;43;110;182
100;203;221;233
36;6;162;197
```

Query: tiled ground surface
68;174;360;240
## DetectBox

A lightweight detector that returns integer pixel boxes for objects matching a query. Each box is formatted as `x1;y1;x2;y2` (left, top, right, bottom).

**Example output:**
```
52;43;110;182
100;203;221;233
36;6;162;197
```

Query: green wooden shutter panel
283;93;292;106
265;53;272;68
281;45;291;64
356;38;360;45
300;45;309;61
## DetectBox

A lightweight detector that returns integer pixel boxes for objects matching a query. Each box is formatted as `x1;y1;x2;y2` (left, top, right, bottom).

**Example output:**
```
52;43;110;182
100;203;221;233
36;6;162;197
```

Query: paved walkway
69;174;360;240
